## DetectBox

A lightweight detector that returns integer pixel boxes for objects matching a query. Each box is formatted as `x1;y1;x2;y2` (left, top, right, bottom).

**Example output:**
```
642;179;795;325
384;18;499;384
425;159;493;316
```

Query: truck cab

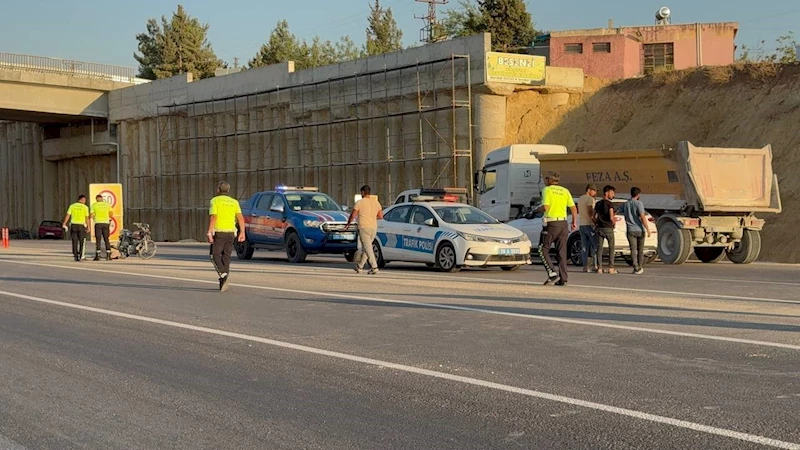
236;186;358;263
476;144;568;222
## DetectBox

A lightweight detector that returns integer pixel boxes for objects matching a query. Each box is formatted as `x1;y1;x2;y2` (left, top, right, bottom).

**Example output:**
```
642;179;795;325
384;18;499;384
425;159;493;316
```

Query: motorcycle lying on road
115;222;157;260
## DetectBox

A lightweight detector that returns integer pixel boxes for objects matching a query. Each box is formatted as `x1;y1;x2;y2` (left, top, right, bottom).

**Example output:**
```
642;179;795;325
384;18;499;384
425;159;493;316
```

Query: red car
38;220;65;239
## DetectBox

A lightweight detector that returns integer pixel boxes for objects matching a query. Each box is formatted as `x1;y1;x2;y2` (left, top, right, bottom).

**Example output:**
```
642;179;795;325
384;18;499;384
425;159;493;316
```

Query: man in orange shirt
345;185;384;275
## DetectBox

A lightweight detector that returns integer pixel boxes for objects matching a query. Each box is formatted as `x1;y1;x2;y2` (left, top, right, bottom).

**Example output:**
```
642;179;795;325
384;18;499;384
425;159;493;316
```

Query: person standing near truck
62;195;90;262
594;185;618;274
577;183;599;273
90;194;114;261
537;171;578;286
346;185;384;275
623;187;651;275
207;181;246;292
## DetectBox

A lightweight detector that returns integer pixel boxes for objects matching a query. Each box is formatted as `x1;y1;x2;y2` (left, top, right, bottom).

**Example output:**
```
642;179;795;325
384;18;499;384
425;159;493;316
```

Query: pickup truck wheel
436;242;460;273
695;247;726;263
567;234;582;266
344;250;356;263
285;232;307;263
657;222;692;265
726;230;761;264
235;237;254;260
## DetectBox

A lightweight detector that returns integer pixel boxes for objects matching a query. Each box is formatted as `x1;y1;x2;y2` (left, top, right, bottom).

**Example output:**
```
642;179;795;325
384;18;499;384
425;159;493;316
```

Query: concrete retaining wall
110;34;491;241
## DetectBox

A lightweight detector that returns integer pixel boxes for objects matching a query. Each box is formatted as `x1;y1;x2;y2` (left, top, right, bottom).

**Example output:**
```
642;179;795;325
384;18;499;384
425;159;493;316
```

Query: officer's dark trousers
210;232;234;277
538;220;569;282
95;223;111;253
70;224;86;259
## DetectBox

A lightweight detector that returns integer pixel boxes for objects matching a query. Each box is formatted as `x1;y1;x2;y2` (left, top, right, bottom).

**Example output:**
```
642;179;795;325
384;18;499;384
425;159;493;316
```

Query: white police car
373;196;532;272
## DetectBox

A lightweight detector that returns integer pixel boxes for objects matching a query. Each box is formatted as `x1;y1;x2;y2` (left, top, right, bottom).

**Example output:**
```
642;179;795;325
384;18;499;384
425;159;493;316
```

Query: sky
0;0;798;69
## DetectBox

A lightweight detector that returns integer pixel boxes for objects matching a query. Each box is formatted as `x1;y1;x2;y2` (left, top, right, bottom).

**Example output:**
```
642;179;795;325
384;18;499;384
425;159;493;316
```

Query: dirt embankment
505;64;800;263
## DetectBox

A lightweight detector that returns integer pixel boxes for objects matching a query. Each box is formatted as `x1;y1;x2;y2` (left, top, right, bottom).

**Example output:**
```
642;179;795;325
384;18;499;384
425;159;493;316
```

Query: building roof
550;22;739;38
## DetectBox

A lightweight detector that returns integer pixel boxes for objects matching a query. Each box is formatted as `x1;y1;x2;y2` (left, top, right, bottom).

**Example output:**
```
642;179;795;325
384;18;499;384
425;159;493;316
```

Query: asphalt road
0;241;798;449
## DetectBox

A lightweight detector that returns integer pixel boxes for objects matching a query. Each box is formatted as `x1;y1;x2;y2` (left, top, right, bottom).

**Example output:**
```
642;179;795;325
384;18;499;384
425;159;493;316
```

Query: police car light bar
275;185;319;192
415;187;467;203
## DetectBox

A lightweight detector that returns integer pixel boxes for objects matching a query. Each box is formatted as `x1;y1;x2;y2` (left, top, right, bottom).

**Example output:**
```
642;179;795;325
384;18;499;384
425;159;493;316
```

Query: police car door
405;206;438;262
378;205;411;261
265;195;288;245
248;193;274;244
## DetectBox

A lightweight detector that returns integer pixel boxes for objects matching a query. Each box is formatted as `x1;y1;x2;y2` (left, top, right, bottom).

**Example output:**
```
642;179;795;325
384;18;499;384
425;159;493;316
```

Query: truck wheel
235;237;254;260
694;247;726;263
567;234;583;266
657;222;692;265
726;230;761;264
436;242;460;273
285;232;308;263
344;250;356;263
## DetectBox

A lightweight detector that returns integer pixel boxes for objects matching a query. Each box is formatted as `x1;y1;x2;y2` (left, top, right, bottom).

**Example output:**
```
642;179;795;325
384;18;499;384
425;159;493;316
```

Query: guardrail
0;52;136;83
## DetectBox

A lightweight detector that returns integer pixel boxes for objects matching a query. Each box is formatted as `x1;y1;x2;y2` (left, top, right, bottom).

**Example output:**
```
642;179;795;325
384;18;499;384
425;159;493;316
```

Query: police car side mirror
424;218;437;227
271;205;284;213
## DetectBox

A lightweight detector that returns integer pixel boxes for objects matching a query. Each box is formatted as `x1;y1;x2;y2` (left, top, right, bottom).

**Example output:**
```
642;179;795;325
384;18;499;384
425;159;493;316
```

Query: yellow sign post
89;183;124;243
485;52;546;85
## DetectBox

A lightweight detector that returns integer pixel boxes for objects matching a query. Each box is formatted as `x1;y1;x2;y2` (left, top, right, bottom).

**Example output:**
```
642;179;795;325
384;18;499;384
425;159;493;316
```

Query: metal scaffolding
133;54;473;240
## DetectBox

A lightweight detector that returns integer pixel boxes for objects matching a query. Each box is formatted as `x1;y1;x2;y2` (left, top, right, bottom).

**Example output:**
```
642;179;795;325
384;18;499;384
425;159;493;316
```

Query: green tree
442;0;484;38
365;0;404;56
250;21;364;70
134;5;222;80
442;0;536;52
249;20;304;68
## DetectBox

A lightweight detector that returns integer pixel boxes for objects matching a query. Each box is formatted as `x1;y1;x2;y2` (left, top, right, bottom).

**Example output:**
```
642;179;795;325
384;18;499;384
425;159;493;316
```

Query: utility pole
415;0;448;44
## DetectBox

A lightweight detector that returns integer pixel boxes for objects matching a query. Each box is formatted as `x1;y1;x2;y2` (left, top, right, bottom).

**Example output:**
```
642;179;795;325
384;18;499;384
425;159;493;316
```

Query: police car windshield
433;206;498;225
284;193;340;211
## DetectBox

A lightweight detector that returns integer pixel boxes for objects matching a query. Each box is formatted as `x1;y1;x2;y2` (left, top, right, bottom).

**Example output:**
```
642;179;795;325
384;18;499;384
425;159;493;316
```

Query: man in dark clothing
594;185;618;274
623;187;651;274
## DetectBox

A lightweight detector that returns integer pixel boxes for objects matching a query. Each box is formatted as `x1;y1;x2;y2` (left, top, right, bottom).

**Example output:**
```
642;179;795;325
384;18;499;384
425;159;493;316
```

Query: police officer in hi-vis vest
62;195;90;262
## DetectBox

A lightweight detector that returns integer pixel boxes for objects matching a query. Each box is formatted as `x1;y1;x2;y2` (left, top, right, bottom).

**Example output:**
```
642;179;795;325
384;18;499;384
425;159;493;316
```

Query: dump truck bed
537;141;781;214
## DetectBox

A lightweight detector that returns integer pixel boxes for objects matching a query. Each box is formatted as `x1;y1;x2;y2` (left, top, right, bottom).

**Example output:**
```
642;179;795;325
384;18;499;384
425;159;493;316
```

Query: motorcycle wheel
137;239;157;260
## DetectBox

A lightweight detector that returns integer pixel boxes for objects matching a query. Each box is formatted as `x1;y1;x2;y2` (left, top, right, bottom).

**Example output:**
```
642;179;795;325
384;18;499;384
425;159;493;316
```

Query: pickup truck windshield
284;193;341;211
433;206;498;225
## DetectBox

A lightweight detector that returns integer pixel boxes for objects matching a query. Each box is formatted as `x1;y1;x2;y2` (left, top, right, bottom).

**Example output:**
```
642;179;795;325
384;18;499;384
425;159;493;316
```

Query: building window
593;42;612;53
564;43;583;54
644;43;675;74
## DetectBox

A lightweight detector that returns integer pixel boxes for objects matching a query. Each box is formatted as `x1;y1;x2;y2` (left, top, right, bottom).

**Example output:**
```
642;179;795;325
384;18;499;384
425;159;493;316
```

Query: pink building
543;22;738;80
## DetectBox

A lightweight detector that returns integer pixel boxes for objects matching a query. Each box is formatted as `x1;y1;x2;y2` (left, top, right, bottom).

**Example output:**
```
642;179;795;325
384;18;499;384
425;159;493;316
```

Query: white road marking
7;249;800;303
0;288;798;450
154;256;800;305
2;259;800;350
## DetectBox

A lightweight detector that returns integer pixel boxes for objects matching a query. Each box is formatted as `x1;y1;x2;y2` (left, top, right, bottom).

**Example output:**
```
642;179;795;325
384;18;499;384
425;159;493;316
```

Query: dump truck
535;141;782;265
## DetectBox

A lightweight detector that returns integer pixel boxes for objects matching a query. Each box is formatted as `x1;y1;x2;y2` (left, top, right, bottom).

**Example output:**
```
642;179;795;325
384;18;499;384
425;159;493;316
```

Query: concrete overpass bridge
0;52;144;122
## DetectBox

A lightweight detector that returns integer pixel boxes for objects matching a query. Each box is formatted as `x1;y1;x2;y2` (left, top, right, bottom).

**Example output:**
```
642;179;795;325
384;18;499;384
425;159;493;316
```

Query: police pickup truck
236;186;358;263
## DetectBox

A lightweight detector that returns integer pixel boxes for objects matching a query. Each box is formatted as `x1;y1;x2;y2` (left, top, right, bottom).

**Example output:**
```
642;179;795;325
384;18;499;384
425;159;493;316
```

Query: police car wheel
436;242;460;273
372;241;386;269
344;250;356;263
285;232;307;263
235;237;254;260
